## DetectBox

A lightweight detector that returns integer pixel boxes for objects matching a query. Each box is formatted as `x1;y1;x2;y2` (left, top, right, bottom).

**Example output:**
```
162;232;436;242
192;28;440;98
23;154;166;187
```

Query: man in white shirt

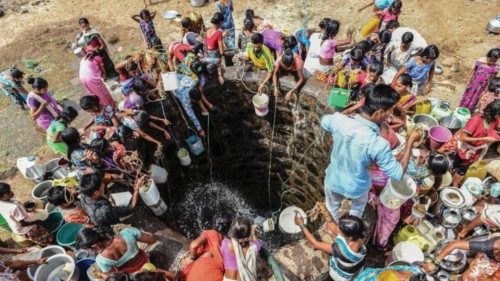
386;31;420;69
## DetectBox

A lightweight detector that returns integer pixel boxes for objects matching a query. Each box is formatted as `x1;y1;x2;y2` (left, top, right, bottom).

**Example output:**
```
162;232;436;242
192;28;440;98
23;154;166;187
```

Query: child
205;12;226;85
27;77;62;131
80;95;120;140
237;19;254;52
0;67;28;110
389;73;416;130
378;0;402;31
273;49;306;101
392;44;440;95
215;0;235;50
477;77;500;114
47;106;78;156
459;48;500;112
132;9;158;49
47;186;92;226
118;110;171;145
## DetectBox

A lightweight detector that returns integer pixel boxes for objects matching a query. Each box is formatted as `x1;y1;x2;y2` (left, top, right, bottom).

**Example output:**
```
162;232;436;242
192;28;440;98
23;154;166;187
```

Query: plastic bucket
428;126;452;150
380;175;417;209
252;94;269;117
177;148;191;166
185;133;205;155
387;241;424;266
75;259;95;281
34;253;78;281
139;180;161;206
26;164;46;183
57;224;84;250
41;211;65;234
52;166;69;180
32;180;53;203
149;198;168;216
45;158;62;173
161;72;179;91
190;0;205;7
28;245;66;280
150;164;168;184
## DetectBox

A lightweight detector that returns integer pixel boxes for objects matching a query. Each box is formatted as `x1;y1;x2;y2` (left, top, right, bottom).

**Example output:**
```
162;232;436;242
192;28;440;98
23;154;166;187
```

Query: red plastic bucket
428;125;452;150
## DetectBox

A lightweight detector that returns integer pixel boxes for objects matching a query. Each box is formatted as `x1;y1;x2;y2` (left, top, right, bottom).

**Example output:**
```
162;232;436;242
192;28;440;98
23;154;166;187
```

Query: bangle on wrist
300;224;307;229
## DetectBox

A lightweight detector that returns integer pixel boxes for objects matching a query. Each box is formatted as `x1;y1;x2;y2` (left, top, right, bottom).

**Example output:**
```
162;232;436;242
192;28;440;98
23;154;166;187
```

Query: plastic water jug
185;132;205;156
460;177;483;206
452;107;471;127
17;155;37;178
415;98;431;114
463;160;488;181
394;225;419;244
430;101;453;120
329;87;350;108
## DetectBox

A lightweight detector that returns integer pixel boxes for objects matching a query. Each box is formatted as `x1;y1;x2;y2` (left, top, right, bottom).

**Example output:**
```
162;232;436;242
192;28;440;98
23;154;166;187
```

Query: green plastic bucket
0;214;11;232
41;211;65;234
329;87;350;109
56;223;84;249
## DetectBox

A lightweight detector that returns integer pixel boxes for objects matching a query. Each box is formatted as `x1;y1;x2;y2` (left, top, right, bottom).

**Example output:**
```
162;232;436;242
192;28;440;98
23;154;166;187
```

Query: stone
473;37;483;43
19;6;28;13
31;0;42;6
441;57;456;67
108;34;120;45
450;63;460;73
0;9;4;17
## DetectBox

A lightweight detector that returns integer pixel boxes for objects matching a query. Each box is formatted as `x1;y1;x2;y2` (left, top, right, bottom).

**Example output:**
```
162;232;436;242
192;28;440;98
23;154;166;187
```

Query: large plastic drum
380;175;417;209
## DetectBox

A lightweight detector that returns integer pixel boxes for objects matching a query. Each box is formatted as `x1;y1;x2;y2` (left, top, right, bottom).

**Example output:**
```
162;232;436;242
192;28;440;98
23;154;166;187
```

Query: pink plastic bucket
428;125;452;150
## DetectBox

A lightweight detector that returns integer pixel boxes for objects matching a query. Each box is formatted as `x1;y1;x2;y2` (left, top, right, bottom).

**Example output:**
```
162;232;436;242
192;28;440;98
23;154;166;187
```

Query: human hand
258;84;265;93
198;130;206;137
134;175;147;190
273;87;280;97
36;258;48;265
483;136;498;143
409;129;423;142
163;119;171;126
164;131;171;140
423;83;432;95
294;213;305;226
284;90;295;102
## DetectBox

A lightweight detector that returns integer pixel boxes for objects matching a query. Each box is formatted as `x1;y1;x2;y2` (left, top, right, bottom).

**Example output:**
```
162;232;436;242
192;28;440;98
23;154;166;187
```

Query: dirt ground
0;0;498;197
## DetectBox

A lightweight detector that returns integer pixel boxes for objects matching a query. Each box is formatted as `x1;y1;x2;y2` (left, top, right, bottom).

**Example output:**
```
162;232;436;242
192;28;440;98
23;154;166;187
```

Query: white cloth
303;33;325;75
385;44;419;69
231;238;257;281
0;200;34;235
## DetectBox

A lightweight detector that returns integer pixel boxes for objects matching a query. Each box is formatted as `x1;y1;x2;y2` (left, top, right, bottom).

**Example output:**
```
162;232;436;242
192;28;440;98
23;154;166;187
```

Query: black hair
368;60;384;75
349;47;365;62
57;106;78;124
283;35;298;51
135;272;165;281
27;77;48;90
398;73;413;88
151;37;165;52
410;274;434;281
322;20;340;41
132;78;150;92
47;186;71;206
189;87;202;101
389;0;402;13
483;99;500;124
10;67;24;79
318;18;331;29
106;273;130;281
126;62;139;72
117;125;133;140
361;84;400;115
281;50;295;67
378;29;392;44
385;20;400;30
420;44;440;60
191;59;208;76
133;111;150;128
487;48;500;60
251;33;264;44
338;214;366;240
355;40;373;54
79;18;90;25
140;9;151;19
89;138;110;155
243;18;254;31
229;218;252;247
78;172;103;197
245;9;255;20
401;31;414;44
76;227;108;249
0;182;11;198
61;127;82;161
359;83;377;99
79;95;100;110
181;17;191;29
213;212;232;236
428;153;450;176
211;12;224;25
488;77;500;94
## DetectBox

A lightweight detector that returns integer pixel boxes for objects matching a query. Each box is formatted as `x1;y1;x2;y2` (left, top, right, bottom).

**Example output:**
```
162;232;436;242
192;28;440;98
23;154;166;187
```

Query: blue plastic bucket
76;258;95;281
185;133;204;155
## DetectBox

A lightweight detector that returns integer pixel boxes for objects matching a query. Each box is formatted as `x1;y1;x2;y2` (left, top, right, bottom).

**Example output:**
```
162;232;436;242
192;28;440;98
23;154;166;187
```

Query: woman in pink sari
79;51;115;107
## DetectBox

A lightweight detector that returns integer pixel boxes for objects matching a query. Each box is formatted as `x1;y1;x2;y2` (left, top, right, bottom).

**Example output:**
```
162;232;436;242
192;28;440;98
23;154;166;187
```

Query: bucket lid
456;107;470;115
278;206;307;234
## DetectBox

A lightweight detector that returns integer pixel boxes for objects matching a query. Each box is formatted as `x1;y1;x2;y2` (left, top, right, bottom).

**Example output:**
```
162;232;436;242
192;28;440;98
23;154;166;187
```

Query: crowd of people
0;0;499;280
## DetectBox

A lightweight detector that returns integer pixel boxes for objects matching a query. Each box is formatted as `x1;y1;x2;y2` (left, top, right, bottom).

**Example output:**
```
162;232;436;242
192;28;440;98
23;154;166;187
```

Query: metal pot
436;239;467;274
413;114;438;130
434;224;457;240
486;15;500;34
441;208;462;229
435;270;451;281
439;116;462;134
460;207;478;226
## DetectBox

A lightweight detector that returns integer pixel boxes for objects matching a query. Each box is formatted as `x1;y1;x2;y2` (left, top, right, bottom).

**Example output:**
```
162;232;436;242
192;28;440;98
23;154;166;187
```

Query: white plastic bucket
252;94;269;117
380;175;417;209
389;241;424;265
110;192;132;207
177;148;191;166
150;198;168;216
17;155;37;178
278;206;307;234
161;72;179;91
139;180;161;206
460;177;483;207
28;245;66;280
45;158;62;173
150;164;168;184
190;0;205;7
32;180;53;202
34;253;78;281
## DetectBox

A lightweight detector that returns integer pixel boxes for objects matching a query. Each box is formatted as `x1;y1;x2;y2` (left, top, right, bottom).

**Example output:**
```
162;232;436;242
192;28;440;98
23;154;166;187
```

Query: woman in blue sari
215;0;235;50
295;214;366;281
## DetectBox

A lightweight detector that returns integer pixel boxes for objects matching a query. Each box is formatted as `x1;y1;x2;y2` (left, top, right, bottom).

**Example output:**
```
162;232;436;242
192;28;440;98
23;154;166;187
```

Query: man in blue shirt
321;84;420;225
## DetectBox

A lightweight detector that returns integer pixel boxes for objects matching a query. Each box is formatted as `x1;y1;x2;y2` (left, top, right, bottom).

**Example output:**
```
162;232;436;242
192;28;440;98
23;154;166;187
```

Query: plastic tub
41;211;65;234
177;148;191;166
252;93;270;116
428;126;452;151
28;245;66;280
380;175;417;209
413;114;438;129
150;164;168;184
57;224;84;250
26;164;46;182
278;206;307;234
75;259;95;281
34;253;78;281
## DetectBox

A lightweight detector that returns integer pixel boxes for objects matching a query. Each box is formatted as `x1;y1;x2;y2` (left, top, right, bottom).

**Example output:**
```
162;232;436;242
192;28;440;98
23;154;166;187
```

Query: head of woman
281;50;295;70
428;153;450;176
229;217;252;247
378;29;392;45
79;95;101;114
283;35;298;51
318;18;331;31
367;60;384;80
105;273;130;281
486;48;500;66
401;32;414;50
355;40;373;55
9;67;24;82
251;33;265;52
213;212;233;236
61;127;81;160
181;17;191;31
243;18;255;32
140;9;152;21
322;20;340;41
133;111;150;128
388;0;402;14
392;73;413;94
245;9;255;20
488;77;500;95
338;214;366;241
385;20;400;32
47;186;74;208
79;18;90;32
349;47;365;64
483;99;500;124
116;125;134;141
76;227;109;251
89;138;110;156
58;106;78;125
27;77;48;95
126;62;140;77
135;272;165;281
191;59;208;76
419;45;440;64
132;77;150;94
0;182;14;201
211;12;224;27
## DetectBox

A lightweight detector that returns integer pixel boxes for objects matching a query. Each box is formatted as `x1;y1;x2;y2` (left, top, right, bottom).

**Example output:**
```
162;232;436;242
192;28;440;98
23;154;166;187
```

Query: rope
207;110;213;183
267;97;278;211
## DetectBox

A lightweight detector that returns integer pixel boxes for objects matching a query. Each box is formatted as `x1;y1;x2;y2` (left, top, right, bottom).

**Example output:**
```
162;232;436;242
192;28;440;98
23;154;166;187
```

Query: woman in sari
27;77;62;131
79;50;115;106
354;266;425;281
76;18;118;80
180;213;232;281
0;67;28;110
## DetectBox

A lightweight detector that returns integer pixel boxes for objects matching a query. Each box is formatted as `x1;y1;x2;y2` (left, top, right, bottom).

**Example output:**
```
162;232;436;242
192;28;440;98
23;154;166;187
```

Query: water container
428;126;452;151
191;0;205;7
413;114;438;129
185;132;205;156
252;94;269;116
463;160;488;181
439;187;466;210
26;164;46;183
139;180;161;206
394;225;419;244
430;102;452;120
177;148;191;166
161;72;178;91
427;97;440;109
386;241;424;266
17;155;37;178
416;220;444;253
32;180;53;203
27;245;66;280
491;182;500;197
45;158;63;173
439;116;462;134
150;164;168;184
34;253;78;281
415;98;432;114
380;175;417;209
149;198;168;216
110;192;132;207
460;177;483;206
452;107;471;127
40;211;65;233
57;224;84;250
75;259;95;281
328;87;350;108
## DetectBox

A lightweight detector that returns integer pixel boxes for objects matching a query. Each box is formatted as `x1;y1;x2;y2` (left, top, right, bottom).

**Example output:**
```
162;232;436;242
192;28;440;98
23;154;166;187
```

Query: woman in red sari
180;213;232;281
